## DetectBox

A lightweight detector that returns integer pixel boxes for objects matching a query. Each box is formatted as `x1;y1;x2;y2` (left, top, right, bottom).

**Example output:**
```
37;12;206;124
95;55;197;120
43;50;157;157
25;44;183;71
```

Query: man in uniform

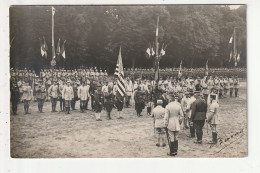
78;81;90;113
125;78;133;108
181;92;190;129
58;80;65;112
62;81;74;114
186;91;196;138
207;93;219;144
134;86;145;117
152;100;166;147
94;84;103;121
164;94;184;156
229;77;234;97
21;81;33;114
234;76;239;97
35;80;46;113
191;91;207;144
104;86;114;120
10;79;20;115
48;81;59;112
71;82;78;110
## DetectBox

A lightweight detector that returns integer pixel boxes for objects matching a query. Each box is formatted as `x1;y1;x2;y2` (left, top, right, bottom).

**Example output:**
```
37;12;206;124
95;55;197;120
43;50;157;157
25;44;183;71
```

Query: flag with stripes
114;47;126;97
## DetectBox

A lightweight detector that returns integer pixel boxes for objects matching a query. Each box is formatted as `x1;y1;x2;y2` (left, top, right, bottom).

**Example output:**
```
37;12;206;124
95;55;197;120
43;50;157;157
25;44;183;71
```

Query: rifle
164;127;171;150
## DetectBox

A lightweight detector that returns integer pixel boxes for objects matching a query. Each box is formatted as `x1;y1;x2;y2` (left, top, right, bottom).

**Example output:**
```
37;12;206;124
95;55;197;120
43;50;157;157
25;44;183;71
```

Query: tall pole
51;7;55;69
154;16;160;88
234;27;236;58
155;16;159;58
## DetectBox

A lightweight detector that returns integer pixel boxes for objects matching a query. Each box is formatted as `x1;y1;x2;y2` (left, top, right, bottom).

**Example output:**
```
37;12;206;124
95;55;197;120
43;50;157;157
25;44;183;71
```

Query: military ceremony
9;5;247;158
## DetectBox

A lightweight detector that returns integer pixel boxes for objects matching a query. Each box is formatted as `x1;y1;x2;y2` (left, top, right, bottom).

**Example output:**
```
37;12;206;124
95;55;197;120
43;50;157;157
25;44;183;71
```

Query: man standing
229;77;234;97
134;86;145;117
94;84;103;121
58;80;65;112
164;94;184;156
181;92;189;129
234;76;239;97
71;82;78;110
104;86;114;120
207;94;219;144
21;81;33;114
78;81;90;113
48;81;59;112
10;80;20;115
152;100;166;147
125;78;133;108
186;92;196;138
35;80;46;113
62;81;74;114
191;91;208;144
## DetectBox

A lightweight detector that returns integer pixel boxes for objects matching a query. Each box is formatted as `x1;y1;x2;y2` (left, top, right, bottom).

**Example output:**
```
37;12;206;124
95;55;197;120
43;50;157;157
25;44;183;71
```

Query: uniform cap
157;100;163;105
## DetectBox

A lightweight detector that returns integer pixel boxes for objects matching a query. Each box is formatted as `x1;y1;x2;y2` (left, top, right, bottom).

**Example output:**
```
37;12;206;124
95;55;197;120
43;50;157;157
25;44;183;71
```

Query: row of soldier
10;73;239;118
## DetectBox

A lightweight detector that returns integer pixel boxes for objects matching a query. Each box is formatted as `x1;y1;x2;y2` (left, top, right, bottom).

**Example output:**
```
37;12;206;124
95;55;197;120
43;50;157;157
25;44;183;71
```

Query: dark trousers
59;97;65;110
80;100;87;111
193;120;205;141
11;100;19;114
71;98;77;110
86;98;89;109
235;88;239;97
91;95;94;110
126;96;131;107
230;88;233;97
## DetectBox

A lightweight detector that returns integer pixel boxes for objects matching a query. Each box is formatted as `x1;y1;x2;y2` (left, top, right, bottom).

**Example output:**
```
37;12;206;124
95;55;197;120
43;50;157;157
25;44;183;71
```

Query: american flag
114;47;126;97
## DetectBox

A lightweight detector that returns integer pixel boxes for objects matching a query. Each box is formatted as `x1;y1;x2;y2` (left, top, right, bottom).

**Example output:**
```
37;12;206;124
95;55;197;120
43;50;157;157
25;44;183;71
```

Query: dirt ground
10;82;247;158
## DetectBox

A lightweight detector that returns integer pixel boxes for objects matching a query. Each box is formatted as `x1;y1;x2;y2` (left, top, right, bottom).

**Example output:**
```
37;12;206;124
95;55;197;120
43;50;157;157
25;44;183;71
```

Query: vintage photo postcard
9;4;247;158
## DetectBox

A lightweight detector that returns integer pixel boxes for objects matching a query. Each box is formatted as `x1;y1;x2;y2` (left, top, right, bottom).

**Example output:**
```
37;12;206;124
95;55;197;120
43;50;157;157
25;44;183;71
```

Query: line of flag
40;37;66;60
228;33;241;66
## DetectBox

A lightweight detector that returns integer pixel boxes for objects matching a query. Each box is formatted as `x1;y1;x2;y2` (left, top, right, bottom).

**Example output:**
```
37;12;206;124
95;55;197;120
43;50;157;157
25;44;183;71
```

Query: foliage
9;5;246;73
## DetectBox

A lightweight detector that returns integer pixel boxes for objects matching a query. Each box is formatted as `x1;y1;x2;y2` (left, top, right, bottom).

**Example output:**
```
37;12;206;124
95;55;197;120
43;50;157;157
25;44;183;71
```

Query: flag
43;36;48;58
39;38;45;56
159;44;166;57
237;52;240;62
151;47;155;56
205;60;209;76
145;44;155;59
114;47;126;97
145;47;151;59
229;51;233;62
60;40;66;59
229;35;233;44
178;60;182;78
56;38;61;56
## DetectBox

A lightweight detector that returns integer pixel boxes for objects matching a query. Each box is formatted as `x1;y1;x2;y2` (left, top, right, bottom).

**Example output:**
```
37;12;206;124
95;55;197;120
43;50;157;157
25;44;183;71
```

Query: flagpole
51;7;55;69
155;16;159;88
233;27;236;67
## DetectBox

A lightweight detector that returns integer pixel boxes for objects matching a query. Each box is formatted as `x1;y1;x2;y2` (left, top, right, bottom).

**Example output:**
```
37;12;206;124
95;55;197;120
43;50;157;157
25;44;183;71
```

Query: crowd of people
10;67;242;156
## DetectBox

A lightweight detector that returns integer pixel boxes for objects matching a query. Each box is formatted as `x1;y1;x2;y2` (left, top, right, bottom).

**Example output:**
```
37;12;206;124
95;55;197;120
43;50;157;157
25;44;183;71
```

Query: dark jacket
191;98;207;121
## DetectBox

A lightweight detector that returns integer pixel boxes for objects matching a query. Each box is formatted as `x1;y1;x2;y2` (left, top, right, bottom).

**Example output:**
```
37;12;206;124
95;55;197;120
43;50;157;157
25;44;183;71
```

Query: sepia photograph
9;4;247;158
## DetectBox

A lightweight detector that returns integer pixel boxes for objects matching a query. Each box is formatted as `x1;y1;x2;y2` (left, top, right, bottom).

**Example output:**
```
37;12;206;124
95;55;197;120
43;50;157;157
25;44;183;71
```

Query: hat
157;100;163;105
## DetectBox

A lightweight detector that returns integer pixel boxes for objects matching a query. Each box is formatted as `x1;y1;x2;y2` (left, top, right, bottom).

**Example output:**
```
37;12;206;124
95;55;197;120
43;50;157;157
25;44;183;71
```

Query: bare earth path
10;82;247;158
